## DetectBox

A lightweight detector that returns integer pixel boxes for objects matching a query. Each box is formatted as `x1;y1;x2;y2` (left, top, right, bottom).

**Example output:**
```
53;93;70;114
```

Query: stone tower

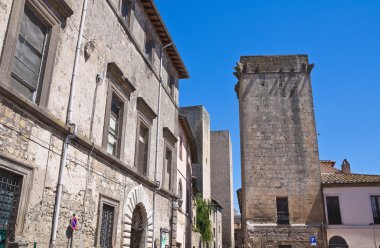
235;55;325;247
180;106;211;199
210;131;234;248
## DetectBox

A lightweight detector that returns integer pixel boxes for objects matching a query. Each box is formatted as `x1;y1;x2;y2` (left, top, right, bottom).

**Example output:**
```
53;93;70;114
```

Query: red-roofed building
321;159;380;247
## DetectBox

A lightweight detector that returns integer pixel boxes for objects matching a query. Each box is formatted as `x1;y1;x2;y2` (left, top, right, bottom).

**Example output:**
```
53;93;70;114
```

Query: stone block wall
210;131;234;248
180;106;211;200
0;0;184;247
236;55;325;247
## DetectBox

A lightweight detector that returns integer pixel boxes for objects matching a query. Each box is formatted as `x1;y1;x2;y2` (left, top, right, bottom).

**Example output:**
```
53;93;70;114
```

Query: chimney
341;159;351;173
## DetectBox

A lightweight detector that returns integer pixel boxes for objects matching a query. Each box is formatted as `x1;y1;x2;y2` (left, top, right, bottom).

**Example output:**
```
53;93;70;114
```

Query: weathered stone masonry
210;131;234;248
235;55;325;247
0;0;188;247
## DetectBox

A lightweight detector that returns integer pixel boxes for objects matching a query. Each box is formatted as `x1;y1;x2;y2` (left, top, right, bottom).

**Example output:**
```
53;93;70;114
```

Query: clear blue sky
155;0;380;210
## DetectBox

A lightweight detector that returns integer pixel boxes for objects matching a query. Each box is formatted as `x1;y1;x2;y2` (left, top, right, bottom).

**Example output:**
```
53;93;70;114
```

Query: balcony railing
277;211;289;225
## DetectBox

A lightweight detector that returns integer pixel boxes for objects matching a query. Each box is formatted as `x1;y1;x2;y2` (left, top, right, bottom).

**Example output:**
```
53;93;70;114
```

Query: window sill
105;0;179;108
327;224;380;229
0;81;178;199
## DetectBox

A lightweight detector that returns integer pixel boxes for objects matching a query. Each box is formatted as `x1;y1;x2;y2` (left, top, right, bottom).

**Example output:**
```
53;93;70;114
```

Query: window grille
0;168;22;241
131;206;144;248
100;204;115;247
276;197;289;225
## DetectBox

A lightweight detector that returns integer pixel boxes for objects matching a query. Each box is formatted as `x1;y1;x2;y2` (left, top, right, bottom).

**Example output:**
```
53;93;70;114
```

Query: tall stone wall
235;55;325;247
0;0;183;247
210;131;234;248
180;106;211;200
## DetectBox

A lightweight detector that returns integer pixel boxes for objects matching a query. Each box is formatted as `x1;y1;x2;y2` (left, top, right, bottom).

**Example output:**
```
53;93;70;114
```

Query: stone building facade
0;0;188;247
210;199;223;248
210;131;234;248
234;210;243;248
180;106;225;248
235;55;325;247
179;106;211;200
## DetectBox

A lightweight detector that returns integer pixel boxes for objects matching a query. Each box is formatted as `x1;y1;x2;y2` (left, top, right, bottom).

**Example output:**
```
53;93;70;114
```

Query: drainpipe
49;0;88;246
152;42;173;247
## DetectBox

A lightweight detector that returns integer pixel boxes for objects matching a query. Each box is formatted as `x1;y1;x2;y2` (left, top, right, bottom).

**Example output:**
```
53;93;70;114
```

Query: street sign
310;236;317;246
70;215;78;230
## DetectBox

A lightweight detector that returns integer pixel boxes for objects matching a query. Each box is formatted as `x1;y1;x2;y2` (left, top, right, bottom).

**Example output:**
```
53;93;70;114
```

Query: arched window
329;236;348;248
178;180;183;207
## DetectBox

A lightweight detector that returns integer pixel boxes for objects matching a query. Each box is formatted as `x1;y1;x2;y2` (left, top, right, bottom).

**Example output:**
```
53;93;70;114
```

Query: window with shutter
0;1;64;107
11;5;49;102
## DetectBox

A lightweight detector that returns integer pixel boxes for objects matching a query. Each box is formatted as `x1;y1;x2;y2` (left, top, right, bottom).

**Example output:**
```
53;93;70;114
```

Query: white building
321;160;380;248
176;114;197;248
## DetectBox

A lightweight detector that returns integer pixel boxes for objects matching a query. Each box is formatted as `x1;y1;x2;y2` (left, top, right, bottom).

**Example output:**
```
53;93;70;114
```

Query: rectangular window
100;204;115;247
326;196;342;225
137;122;149;176
276;197;289;225
168;75;175;96
106;94;123;157
120;0;130;25
162;148;172;191
186;182;191;215
96;196;119;247
371;196;380;224
0;1;64;107
0;168;23;238
11;5;49;103
144;34;154;63
135;98;156;177
103;63;134;159
179;136;183;161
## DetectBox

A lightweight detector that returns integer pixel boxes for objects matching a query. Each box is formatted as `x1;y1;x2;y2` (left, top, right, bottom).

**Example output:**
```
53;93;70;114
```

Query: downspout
49;0;88;246
152;42;173;247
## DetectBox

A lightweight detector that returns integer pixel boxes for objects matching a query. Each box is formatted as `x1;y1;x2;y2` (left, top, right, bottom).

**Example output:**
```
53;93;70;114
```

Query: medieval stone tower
235;55;325;247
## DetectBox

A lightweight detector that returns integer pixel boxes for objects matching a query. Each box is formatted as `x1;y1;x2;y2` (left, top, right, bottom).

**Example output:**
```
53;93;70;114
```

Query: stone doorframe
122;185;154;247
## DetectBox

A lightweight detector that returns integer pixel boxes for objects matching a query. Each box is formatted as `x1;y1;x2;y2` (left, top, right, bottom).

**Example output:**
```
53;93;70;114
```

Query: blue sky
155;0;380;210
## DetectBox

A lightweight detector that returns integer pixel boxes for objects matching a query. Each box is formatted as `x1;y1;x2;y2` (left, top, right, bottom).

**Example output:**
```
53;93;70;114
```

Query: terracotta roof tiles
321;172;380;185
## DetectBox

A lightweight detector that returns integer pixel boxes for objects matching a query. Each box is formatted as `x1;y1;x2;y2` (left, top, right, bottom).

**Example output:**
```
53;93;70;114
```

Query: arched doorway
131;204;147;248
122;185;153;247
329;236;348;248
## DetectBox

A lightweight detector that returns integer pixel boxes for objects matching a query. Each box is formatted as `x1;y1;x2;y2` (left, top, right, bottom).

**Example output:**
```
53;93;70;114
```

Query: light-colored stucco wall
324;186;380;247
176;121;193;248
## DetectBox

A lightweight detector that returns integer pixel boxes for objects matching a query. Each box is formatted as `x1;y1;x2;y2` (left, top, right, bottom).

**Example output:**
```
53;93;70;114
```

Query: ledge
105;0;179;109
137;97;157;122
0;82;178;200
46;0;74;18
